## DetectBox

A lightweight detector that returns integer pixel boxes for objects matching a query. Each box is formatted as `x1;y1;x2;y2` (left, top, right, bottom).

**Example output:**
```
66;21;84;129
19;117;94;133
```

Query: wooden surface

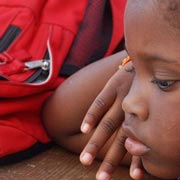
0;146;164;180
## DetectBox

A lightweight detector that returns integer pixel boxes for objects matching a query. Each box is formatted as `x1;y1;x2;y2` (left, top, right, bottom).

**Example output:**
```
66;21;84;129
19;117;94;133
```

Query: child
43;1;138;180
44;0;180;179
42;1;141;180
79;0;180;179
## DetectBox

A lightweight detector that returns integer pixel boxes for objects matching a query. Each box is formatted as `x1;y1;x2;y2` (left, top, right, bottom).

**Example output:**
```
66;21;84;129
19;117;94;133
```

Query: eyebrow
143;53;180;65
124;44;180;65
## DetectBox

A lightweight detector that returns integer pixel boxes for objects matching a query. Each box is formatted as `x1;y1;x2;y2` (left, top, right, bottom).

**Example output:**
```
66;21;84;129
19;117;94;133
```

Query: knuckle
85;112;96;123
94;97;106;109
87;142;100;154
116;136;126;148
100;118;116;134
103;159;117;171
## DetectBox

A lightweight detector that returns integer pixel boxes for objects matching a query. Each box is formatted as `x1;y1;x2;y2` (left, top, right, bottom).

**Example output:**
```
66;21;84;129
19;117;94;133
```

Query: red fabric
106;0;126;55
0;0;126;157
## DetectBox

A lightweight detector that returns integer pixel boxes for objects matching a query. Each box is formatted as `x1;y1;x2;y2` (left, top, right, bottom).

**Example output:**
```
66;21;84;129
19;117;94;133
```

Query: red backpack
0;0;126;164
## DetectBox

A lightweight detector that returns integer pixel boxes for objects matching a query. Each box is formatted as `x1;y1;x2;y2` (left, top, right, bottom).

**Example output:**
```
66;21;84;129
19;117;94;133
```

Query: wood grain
0;146;165;180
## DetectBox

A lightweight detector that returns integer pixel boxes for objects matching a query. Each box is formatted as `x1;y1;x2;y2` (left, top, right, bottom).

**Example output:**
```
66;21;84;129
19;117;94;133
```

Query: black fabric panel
60;0;113;77
0;25;21;53
0;142;53;165
113;38;125;54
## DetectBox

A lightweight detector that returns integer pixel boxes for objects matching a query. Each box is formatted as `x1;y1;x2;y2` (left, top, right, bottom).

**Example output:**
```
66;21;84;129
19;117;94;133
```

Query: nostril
125;113;137;122
131;112;137;117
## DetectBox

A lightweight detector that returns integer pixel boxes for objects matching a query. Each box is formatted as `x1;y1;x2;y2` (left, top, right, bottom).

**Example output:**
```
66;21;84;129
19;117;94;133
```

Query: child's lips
125;137;151;156
122;123;150;156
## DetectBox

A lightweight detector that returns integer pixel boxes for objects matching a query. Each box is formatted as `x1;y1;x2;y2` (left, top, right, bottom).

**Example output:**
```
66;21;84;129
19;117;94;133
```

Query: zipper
24;47;51;83
0;25;21;53
24;59;50;71
0;25;21;80
0;33;51;83
24;59;50;83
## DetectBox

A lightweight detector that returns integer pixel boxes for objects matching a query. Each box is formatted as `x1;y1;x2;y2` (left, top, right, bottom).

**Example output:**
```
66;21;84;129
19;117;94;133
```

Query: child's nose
122;80;148;121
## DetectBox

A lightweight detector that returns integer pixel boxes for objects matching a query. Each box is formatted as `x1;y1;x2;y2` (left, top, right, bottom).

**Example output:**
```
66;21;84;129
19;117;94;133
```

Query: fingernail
97;172;110;180
132;168;141;179
80;153;93;165
81;123;90;133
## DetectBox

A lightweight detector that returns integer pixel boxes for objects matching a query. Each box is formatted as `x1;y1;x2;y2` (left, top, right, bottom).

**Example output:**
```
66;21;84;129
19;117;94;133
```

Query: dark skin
44;1;180;179
43;50;130;154
43;51;142;179
79;60;144;180
81;0;180;179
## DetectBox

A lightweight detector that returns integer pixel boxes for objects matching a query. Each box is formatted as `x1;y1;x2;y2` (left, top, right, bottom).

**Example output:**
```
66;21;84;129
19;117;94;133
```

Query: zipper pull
25;59;50;71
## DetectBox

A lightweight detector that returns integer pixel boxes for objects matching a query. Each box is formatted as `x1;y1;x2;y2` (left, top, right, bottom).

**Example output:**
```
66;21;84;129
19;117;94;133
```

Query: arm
43;50;128;152
43;51;142;179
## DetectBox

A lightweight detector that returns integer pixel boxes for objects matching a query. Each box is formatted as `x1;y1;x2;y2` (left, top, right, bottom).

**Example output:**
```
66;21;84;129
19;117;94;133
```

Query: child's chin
142;159;179;179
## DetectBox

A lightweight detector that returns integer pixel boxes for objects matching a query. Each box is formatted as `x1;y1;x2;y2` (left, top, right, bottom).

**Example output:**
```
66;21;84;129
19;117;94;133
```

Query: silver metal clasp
24;40;52;72
25;59;50;71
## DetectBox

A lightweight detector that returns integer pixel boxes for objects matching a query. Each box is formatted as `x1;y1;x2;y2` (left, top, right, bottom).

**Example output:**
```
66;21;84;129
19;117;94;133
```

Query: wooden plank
0;146;165;180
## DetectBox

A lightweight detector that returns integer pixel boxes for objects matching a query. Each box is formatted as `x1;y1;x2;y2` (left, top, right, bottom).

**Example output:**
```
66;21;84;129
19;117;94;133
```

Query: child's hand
80;61;134;135
130;156;144;180
95;128;127;180
80;62;142;179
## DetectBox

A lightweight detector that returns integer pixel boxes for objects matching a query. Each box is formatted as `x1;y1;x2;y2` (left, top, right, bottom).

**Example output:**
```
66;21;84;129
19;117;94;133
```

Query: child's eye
151;79;176;90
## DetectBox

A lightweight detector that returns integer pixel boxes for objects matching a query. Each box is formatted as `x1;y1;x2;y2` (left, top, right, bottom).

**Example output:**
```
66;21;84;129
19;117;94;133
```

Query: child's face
122;0;180;178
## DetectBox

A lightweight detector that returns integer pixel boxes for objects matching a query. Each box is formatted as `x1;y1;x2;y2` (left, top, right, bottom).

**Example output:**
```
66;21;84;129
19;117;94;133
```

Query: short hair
158;0;180;29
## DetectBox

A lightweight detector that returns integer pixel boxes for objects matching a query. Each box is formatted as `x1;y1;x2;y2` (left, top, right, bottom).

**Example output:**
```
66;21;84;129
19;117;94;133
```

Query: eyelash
124;57;176;91
151;78;176;91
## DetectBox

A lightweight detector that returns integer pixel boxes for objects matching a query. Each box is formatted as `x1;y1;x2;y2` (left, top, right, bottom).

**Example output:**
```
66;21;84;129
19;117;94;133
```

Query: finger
80;98;123;166
81;64;133;134
130;156;144;180
96;128;127;180
81;85;116;134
